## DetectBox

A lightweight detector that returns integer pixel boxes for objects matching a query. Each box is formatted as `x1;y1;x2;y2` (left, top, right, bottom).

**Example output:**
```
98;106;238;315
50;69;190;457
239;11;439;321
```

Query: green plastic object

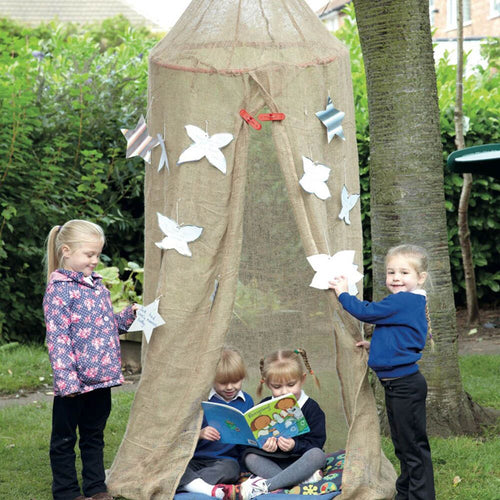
447;143;500;178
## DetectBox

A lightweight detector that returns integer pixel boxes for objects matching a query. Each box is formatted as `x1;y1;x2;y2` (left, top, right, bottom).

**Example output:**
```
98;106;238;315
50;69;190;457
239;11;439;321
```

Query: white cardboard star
155;212;203;257
299;156;331;200
127;299;165;343
338;185;360;225
177;124;233;174
121;115;159;164
315;97;345;143
307;250;363;294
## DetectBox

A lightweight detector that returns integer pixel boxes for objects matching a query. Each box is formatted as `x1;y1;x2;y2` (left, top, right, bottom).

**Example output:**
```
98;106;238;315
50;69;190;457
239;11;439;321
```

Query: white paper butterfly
155;212;203;257
338;185;360;225
177;125;233;174
299;156;331;200
307;250;363;294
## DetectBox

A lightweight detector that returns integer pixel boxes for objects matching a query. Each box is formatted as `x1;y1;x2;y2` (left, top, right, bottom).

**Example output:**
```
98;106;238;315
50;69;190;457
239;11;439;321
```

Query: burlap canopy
107;1;396;498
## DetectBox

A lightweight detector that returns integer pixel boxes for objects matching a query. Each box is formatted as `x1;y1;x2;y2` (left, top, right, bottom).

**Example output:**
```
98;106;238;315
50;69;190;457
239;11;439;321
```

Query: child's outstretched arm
115;303;137;330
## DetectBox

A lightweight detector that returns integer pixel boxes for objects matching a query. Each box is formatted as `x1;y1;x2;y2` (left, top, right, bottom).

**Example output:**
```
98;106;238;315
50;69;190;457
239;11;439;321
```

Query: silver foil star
316;97;345;143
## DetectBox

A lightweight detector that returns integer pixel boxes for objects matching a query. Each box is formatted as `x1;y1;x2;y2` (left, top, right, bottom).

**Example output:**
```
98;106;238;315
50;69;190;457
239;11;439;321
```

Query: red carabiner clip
258;113;285;121
239;109;262;130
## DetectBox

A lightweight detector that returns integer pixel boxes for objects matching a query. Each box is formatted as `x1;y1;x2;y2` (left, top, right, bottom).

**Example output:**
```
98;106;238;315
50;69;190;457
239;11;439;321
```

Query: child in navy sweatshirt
329;244;435;500
177;348;254;499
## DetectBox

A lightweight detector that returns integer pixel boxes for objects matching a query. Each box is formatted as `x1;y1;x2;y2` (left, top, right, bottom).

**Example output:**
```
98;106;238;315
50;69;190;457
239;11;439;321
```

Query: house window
447;0;471;27
491;0;500;17
429;0;436;26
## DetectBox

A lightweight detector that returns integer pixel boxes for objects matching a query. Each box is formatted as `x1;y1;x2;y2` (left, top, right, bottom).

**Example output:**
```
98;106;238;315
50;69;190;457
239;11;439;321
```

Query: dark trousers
50;387;111;500
178;457;240;489
381;371;435;500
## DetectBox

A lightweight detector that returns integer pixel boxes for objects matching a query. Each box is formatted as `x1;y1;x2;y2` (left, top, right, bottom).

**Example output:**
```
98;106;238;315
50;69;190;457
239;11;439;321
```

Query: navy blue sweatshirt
338;291;428;379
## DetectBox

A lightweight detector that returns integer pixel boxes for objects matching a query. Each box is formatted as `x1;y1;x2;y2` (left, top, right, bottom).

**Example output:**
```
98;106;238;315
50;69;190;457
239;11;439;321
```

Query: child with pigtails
235;349;327;500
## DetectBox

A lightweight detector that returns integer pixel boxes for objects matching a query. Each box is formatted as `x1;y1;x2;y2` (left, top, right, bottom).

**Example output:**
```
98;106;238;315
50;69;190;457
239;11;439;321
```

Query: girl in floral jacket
43;219;137;500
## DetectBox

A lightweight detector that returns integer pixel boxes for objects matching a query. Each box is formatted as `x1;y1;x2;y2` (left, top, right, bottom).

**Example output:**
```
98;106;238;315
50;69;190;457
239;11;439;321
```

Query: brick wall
431;0;500;39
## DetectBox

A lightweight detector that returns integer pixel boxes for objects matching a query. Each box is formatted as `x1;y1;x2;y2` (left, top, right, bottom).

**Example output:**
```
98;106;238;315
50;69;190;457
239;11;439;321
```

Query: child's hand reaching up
328;276;349;296
200;426;220;441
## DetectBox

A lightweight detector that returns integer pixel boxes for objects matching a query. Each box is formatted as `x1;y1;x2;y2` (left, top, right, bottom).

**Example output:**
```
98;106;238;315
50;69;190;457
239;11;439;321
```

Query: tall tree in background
352;0;491;434
455;0;481;325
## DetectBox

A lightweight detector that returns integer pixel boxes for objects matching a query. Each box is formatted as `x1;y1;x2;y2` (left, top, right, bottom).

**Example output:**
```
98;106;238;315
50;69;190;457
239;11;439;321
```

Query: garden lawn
0;353;498;499
0;343;52;395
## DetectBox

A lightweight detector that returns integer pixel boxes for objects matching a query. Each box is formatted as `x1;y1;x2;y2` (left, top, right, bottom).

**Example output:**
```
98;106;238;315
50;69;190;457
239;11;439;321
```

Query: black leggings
50;387;111;500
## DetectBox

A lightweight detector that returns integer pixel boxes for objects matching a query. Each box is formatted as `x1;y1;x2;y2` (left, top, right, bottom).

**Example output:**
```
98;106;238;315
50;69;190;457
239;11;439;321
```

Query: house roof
317;0;351;16
0;0;162;30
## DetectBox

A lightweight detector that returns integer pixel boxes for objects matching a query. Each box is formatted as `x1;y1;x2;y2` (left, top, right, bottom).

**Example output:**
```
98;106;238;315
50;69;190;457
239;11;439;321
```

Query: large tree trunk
352;0;491;435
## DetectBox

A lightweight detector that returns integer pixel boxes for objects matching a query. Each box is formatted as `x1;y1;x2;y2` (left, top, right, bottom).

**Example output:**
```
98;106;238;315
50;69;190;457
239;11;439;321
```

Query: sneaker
214;483;242;500
302;469;323;484
240;476;268;500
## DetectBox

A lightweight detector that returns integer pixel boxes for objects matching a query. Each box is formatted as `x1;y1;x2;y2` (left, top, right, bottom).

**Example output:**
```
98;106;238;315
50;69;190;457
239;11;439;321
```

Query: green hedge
0;14;498;343
0;17;158;342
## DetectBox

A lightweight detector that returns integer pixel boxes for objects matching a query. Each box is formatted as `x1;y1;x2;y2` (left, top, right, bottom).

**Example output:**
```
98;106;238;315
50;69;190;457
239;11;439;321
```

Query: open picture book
201;393;310;448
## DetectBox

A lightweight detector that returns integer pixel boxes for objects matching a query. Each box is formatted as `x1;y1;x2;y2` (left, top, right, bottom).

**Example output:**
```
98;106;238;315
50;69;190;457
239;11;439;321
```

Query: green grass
0;343;52;395
459;354;500;409
0;392;135;499
0;350;498;499
382;431;500;499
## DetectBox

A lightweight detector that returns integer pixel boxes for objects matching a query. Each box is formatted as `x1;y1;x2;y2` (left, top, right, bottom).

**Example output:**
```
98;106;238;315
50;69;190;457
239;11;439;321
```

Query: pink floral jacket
43;269;135;396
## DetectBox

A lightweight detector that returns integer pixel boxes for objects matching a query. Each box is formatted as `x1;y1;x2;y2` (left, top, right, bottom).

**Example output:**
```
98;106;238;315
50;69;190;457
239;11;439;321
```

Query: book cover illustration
201;393;310;447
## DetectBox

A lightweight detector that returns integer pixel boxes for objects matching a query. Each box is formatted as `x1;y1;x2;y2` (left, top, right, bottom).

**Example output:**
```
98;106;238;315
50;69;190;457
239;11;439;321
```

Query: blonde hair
257;349;320;398
385;244;429;276
386;244;434;350
45;220;105;281
214;347;247;384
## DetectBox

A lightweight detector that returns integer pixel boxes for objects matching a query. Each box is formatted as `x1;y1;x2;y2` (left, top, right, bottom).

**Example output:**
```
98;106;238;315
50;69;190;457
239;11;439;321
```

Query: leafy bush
0;18;158;342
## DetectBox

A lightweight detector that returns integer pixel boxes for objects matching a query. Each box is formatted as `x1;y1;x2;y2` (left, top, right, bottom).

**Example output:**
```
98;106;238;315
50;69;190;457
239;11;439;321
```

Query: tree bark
455;0;481;325
352;0;490;435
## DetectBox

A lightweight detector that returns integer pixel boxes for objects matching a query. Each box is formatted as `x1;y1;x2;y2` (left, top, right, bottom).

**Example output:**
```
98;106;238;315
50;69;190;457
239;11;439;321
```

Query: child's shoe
214;483;242;500
240;476;268;500
302;469;323;484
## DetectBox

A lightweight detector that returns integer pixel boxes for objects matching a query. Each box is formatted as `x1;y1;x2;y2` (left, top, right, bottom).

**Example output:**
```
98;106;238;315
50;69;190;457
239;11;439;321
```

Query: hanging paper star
121;115;159;163
127;299;165;343
307;250;363;294
315;97;345;143
338;185;360;225
177;125;233;174
155;212;203;257
299;156;331;200
156;133;170;172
